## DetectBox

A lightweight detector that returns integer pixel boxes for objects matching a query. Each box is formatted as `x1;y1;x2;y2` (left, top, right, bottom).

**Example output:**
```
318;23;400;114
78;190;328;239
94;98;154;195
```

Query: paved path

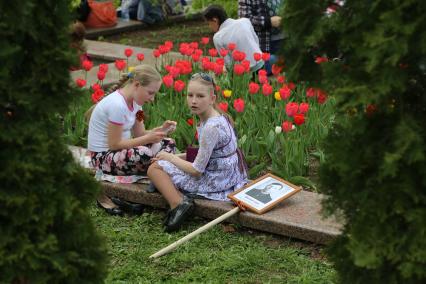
69;146;343;244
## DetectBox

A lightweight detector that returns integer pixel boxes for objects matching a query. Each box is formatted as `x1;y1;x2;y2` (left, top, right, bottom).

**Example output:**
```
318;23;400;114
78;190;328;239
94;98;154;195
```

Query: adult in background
238;0;285;75
203;5;264;73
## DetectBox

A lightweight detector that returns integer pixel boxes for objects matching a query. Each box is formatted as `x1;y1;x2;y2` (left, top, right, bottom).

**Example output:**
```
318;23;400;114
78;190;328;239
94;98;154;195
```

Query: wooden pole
149;207;241;259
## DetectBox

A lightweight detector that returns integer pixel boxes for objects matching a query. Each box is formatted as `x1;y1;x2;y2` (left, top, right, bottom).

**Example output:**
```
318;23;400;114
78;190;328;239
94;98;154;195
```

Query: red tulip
162;75;174;88
299;102;310;114
277;75;285;84
366;104;377;116
253;52;262;61
285;102;299;117
215;85;221;93
99;63;108;73
315;56;328;64
137;53;145;62
153;49;161;58
190;41;199;49
219;48;228;57
114;60;126;71
317;89;327;104
91;89;105;104
75;78;86;88
288;82;296;90
293;113;305;125
233;64;245;75
227;43;236;50
258;69;267;77
306;87;316;98
213;63;224;75
208;48;218;57
271;64;283;75
279;86;291;100
248;82;260;94
262;52;270;61
91;83;101;91
191;53;201;62
97;71;106;81
164;40;173;49
242;60;250;72
258;75;268;84
124;48;133;57
174;80;185;92
282;121;293;133
218;102;228;112
201;37;209;45
187;118;194;126
233;98;245;113
82;60;93;71
169;66;180;78
262;83;273;96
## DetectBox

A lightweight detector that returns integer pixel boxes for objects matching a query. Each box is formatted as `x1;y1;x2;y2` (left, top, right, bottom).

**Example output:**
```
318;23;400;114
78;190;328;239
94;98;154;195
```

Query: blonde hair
108;64;161;94
85;64;161;123
188;74;234;126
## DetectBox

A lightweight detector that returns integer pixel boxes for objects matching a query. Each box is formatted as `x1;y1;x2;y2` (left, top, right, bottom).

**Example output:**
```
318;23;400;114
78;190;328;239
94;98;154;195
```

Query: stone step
70;40;182;88
68;146;343;244
85;13;203;39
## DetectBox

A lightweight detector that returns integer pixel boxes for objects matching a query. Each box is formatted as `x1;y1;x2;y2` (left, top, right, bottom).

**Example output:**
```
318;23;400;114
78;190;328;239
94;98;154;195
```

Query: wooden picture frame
228;173;302;214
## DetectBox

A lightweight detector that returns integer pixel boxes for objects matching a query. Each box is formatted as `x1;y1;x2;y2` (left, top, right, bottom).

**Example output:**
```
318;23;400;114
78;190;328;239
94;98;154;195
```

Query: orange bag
84;0;117;28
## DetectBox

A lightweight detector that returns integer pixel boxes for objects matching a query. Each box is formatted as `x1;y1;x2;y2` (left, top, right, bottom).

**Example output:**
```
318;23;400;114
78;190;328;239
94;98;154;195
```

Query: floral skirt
91;138;176;176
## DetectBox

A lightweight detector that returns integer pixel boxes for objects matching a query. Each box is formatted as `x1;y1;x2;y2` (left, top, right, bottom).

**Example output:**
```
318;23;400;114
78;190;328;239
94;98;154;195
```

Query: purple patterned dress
158;115;248;201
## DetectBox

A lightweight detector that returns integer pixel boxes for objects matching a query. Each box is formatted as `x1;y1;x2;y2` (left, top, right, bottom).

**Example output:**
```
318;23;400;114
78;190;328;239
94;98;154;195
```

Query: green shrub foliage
0;1;106;282
281;0;425;283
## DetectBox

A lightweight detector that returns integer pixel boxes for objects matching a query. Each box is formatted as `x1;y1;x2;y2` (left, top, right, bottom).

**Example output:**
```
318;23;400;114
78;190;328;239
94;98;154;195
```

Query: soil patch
100;19;212;49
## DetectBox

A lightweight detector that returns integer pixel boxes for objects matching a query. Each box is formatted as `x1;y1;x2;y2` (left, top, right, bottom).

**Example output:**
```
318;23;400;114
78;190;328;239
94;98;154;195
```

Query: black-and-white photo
229;174;301;214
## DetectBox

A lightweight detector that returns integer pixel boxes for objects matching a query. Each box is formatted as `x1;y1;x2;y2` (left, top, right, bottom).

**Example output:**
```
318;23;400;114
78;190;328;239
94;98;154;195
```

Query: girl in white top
88;64;177;177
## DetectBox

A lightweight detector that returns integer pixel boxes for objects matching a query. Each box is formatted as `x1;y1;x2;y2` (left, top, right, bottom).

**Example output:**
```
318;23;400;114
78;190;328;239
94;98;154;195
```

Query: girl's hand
160;120;177;134
144;131;166;144
154;150;175;162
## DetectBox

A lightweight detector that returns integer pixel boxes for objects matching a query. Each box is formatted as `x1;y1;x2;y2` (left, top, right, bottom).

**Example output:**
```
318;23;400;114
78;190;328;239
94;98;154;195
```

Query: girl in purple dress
148;72;248;232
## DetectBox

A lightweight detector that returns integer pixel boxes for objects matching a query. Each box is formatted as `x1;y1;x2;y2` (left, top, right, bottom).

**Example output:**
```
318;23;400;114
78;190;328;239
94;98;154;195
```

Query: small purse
186;130;199;162
186;144;199;162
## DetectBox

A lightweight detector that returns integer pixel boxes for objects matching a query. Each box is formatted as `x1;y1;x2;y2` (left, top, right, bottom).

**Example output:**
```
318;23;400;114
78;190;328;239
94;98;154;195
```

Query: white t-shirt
213;18;263;69
88;90;141;152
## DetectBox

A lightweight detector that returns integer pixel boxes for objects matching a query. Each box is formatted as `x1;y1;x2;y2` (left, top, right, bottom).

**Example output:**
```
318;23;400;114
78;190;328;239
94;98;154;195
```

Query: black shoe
96;200;124;216
146;182;158;193
110;197;144;215
164;195;195;232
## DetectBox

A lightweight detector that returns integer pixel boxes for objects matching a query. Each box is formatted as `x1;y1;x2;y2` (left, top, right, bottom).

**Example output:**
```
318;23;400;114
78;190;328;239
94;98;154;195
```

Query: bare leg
147;162;183;209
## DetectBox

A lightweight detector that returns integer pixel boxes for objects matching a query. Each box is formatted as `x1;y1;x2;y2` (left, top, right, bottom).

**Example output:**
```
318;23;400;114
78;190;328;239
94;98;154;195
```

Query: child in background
148;72;248;232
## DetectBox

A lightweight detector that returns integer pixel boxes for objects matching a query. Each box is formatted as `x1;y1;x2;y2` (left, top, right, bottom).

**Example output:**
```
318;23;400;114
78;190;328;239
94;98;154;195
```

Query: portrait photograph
228;173;301;214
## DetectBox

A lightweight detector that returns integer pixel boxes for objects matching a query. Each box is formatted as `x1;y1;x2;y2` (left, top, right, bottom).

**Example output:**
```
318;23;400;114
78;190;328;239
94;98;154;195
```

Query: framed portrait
228;173;302;214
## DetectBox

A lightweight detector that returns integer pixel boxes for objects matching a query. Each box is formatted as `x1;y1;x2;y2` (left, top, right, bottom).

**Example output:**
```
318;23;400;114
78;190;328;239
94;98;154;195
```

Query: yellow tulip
274;91;281;101
128;66;135;73
223;89;232;98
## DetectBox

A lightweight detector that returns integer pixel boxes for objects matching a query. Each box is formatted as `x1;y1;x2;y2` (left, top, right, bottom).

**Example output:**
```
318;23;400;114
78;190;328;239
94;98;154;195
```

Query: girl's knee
147;161;160;177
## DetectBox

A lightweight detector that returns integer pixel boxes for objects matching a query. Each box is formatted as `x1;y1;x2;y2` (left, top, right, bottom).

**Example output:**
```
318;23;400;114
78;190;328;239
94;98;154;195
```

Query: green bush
0;0;107;282
192;0;238;18
281;0;426;283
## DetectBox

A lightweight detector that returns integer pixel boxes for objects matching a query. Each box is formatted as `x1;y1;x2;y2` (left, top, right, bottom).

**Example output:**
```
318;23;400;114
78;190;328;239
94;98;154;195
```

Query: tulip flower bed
69;38;335;188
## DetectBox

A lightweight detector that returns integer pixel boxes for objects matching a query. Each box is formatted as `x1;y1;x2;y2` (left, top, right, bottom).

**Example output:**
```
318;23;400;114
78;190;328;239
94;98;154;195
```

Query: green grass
91;206;335;283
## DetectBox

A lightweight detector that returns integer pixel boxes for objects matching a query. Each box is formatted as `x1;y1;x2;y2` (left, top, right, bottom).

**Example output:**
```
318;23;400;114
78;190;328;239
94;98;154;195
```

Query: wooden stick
149;207;241;259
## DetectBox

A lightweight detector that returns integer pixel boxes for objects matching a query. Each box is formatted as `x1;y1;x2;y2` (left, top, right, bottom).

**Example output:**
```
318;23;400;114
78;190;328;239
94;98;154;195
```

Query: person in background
69;21;91;71
148;72;248;232
203;4;264;73
238;0;285;75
